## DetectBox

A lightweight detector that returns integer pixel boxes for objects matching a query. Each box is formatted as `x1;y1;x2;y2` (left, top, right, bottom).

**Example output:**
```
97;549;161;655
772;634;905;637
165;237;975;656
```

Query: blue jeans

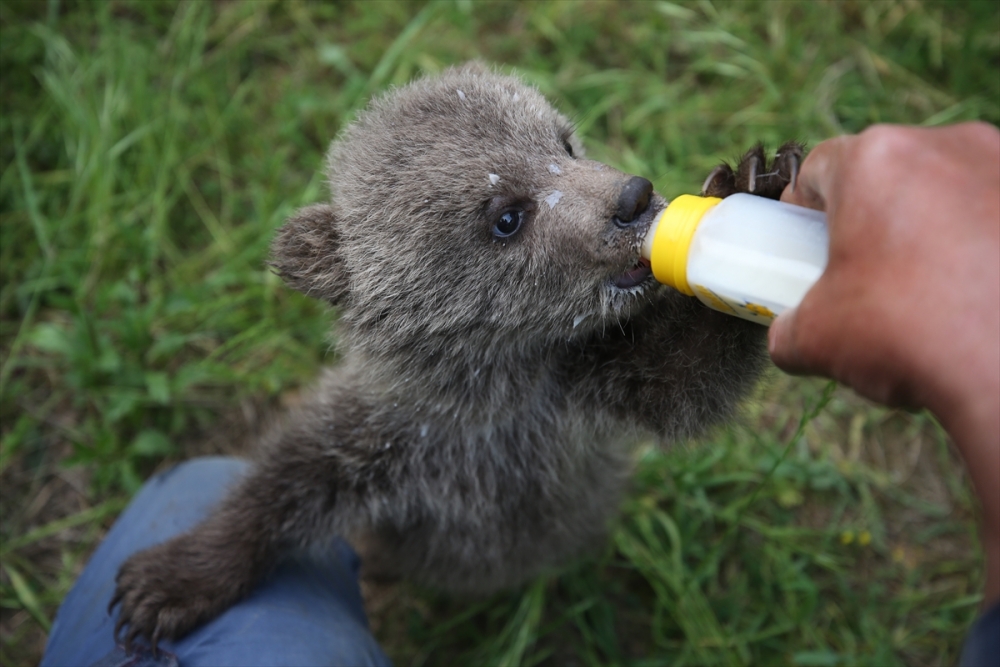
40;456;998;667
41;457;391;667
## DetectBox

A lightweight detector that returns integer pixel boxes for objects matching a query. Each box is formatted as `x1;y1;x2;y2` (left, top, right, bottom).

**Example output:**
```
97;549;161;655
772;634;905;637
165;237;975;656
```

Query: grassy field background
2;1;998;665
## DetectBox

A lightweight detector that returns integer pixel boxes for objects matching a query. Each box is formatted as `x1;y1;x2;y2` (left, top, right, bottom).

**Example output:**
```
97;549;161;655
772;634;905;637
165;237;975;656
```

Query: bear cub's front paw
110;537;243;651
702;141;804;200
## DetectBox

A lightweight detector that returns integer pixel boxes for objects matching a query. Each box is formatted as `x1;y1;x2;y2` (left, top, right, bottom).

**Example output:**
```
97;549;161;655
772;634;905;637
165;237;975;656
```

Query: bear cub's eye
562;138;575;158
494;209;524;238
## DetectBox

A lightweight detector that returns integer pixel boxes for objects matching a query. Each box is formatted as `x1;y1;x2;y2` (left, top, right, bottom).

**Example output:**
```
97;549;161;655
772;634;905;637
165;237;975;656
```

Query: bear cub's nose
613;176;654;228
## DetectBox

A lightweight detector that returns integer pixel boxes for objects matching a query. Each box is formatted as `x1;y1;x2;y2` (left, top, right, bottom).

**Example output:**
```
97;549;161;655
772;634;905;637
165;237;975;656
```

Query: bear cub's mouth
609;195;662;292
612;258;652;289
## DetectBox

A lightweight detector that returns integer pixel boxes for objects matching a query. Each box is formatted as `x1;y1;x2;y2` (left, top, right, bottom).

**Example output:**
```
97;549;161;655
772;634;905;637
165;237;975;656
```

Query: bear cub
111;63;802;647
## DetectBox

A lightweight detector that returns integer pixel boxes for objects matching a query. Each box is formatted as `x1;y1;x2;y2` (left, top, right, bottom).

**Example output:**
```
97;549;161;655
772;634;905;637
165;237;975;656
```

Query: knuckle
961;120;1000;145
960;119;993;133
856;124;917;161
849;124;922;187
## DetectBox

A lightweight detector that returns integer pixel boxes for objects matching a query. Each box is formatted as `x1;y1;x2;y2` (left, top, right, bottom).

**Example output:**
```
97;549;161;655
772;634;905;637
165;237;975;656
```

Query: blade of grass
1;563;51;631
1;498;127;556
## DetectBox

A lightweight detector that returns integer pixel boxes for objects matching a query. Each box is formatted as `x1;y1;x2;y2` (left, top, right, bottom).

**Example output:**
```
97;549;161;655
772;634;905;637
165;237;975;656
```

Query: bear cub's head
271;64;670;360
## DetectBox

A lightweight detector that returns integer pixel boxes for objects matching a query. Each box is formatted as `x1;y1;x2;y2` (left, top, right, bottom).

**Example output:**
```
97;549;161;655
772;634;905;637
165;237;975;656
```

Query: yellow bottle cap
648;194;721;296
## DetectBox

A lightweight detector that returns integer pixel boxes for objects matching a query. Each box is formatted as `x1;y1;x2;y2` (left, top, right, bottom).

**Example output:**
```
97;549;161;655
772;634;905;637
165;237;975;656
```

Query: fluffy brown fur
111;63;801;648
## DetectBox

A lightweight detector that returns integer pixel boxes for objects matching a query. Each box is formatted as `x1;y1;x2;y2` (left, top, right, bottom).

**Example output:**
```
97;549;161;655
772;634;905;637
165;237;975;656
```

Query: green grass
1;1;996;665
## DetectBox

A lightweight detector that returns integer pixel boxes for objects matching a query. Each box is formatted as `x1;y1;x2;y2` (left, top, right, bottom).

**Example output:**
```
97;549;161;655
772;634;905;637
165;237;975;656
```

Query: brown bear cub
111;63;802;647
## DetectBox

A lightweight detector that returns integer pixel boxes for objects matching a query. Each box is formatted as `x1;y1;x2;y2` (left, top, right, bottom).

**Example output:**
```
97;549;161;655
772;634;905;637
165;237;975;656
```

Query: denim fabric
41;457;390;667
961;601;999;667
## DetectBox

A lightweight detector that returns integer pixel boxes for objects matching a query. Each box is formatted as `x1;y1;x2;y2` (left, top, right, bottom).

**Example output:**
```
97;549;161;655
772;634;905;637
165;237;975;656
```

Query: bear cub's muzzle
611;175;657;289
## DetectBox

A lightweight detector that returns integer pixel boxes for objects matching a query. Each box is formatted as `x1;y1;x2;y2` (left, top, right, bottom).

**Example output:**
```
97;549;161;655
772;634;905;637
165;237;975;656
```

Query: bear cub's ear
269;204;348;305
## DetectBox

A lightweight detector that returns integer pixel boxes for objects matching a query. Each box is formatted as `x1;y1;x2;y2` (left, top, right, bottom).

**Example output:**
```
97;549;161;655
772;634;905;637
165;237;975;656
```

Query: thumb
768;307;804;374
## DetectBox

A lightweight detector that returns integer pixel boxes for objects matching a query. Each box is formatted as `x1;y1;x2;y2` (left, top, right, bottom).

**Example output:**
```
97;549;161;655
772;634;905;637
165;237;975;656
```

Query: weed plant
1;1;997;665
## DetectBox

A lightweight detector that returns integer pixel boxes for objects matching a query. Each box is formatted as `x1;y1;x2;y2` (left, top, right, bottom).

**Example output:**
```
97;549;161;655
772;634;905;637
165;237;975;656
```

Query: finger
768;307;804;373
769;305;823;377
780;135;852;211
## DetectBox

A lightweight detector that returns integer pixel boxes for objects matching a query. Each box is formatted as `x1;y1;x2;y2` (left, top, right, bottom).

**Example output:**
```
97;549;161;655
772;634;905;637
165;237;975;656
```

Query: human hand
769;122;1000;603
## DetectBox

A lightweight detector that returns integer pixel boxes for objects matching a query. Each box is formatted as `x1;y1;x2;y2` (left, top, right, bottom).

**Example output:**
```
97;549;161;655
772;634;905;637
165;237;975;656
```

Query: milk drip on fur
641;193;828;326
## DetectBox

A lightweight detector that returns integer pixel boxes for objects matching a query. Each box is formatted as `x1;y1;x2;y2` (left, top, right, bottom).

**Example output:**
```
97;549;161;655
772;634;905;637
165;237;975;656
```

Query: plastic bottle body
644;193;828;326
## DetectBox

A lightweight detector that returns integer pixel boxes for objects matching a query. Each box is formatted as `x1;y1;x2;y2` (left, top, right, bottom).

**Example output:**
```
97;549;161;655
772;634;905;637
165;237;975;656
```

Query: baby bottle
641;193;829;326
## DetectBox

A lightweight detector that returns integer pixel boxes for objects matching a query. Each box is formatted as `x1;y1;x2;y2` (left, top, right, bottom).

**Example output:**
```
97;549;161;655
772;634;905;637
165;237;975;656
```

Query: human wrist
926;343;1000;607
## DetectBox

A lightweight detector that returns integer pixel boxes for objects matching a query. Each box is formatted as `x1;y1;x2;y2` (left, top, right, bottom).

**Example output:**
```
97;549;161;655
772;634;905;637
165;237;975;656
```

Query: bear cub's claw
111;536;242;653
702;141;805;200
